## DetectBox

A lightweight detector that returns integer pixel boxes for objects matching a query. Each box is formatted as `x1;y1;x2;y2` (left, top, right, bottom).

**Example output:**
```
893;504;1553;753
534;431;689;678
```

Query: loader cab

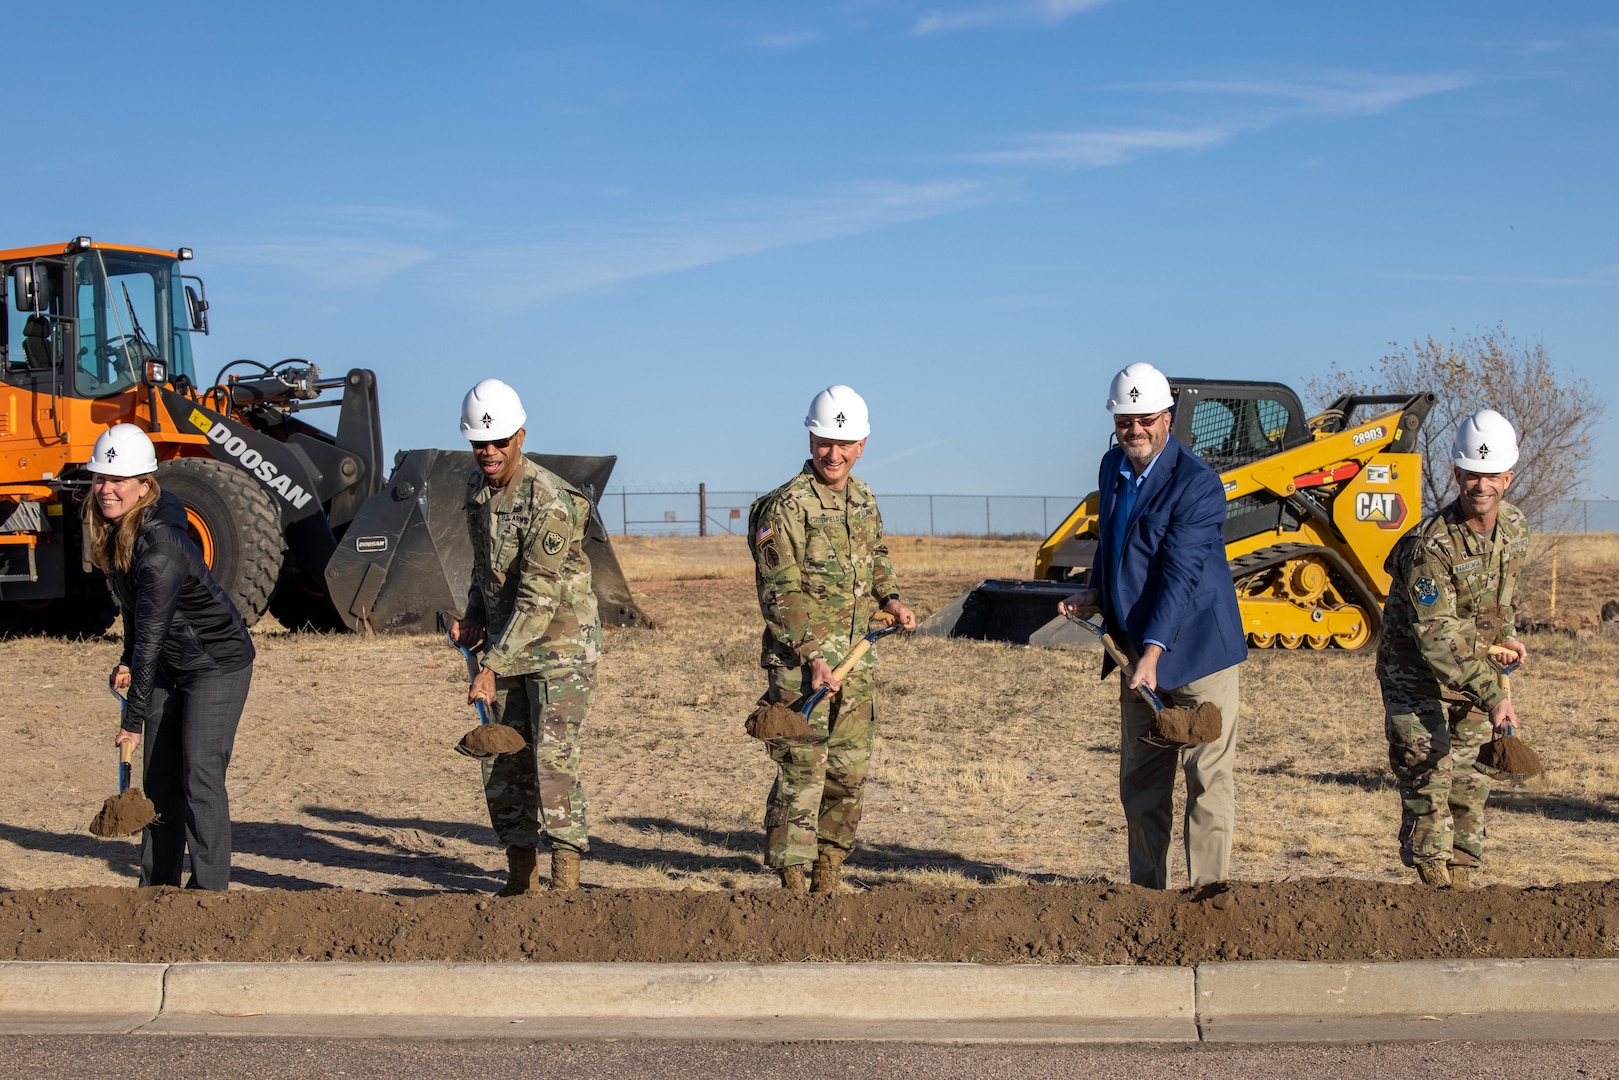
1168;380;1311;472
2;244;200;398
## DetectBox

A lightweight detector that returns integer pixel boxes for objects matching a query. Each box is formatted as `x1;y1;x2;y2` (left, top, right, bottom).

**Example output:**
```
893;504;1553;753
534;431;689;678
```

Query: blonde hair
83;476;162;574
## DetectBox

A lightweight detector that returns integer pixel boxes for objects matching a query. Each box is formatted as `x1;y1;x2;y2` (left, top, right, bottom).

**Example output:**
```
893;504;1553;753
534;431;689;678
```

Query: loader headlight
177;248;193;261
143;360;167;386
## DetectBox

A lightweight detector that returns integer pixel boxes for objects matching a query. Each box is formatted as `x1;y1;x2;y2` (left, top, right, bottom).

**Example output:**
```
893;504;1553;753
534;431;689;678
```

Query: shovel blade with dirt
438;613;528;759
745;620;904;741
1063;614;1222;749
1476;646;1544;782
89;692;155;838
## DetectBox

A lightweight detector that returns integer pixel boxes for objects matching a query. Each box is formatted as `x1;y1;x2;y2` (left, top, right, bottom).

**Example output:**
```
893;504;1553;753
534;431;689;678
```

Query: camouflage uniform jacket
464;456;602;679
1376;499;1530;712
748;462;899;673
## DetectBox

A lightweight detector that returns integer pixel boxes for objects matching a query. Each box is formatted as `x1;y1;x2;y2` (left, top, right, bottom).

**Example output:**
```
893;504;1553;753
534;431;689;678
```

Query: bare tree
1308;325;1603;530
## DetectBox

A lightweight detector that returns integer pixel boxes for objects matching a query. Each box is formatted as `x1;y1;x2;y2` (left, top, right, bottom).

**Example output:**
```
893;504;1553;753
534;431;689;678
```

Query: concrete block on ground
154;962;1197;1041
1198;959;1619;1042
0;961;167;1034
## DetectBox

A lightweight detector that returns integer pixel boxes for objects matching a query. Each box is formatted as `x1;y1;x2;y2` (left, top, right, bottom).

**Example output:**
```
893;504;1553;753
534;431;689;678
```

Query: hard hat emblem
834;412;846;427
481;413;493;428
106;447;117;461
1128;386;1140;402
1478;443;1489;459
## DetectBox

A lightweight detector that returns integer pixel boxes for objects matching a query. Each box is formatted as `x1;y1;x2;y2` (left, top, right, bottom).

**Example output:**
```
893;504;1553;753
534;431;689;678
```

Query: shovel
88;689;155;838
745;619;905;740
1476;645;1543;781
437;614;527;760
1062;613;1222;748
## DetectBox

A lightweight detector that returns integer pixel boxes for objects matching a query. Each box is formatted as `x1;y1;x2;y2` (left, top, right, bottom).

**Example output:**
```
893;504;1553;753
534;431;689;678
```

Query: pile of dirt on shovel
3;879;1618;965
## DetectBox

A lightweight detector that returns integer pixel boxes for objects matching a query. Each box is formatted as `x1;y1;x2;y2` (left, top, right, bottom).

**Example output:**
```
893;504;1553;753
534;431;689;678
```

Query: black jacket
110;491;255;731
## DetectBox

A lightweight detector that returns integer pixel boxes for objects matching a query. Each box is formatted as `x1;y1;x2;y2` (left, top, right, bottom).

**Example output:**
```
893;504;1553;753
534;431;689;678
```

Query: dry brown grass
3;534;1616;895
612;533;1033;583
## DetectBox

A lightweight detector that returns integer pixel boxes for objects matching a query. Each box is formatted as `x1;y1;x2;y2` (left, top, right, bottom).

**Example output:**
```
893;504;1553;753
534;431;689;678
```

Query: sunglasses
1113;411;1168;432
471;436;515;450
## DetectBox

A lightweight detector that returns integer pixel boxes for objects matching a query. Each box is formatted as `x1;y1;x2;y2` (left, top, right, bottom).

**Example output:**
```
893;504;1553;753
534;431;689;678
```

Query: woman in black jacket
84;424;255;890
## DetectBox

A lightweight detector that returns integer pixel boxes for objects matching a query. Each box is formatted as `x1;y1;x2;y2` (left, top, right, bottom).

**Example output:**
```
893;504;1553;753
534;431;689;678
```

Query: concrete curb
3;959;1618;1041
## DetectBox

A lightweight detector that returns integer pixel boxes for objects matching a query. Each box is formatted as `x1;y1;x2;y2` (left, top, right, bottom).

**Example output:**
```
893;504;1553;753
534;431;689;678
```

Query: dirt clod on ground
459;725;527;757
745;702;816;740
3;879;1618;965
86;790;155;838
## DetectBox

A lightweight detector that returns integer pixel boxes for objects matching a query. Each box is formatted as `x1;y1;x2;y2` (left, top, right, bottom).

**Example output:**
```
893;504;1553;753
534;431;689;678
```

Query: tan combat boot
811;848;847;894
779;865;808;894
1415;860;1452;888
497;846;540;896
1448;864;1474;889
550;848;581;891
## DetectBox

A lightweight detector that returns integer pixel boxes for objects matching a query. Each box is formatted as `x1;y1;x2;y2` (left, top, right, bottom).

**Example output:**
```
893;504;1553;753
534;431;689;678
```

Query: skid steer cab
919;379;1435;652
0;237;649;637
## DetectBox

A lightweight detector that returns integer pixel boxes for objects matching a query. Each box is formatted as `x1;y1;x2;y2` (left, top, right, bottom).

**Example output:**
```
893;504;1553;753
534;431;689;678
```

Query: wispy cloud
914;0;1109;36
967;71;1470;171
468;180;993;310
207;237;436;288
968;125;1229;167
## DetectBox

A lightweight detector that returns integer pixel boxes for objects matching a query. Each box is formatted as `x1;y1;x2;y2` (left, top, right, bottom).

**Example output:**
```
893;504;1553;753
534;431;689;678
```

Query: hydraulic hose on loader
324;449;652;633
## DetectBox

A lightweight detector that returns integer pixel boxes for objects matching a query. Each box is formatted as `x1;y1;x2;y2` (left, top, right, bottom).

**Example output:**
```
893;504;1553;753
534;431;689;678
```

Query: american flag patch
756;521;774;543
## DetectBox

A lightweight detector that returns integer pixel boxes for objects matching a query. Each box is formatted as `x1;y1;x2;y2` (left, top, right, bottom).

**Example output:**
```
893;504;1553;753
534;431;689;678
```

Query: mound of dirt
86;789;155;838
3;879;1617;965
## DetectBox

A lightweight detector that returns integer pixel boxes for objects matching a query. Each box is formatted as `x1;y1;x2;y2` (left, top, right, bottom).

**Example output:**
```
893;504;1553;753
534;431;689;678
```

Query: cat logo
1355;491;1407;530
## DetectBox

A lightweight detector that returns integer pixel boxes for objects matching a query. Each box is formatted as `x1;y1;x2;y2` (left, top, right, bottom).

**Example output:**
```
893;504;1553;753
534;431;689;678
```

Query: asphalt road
6;1036;1619;1079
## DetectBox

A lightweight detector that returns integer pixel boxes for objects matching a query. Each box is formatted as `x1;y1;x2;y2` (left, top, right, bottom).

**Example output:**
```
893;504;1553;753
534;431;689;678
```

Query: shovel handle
799;622;906;716
445;631;495;725
1063;613;1165;712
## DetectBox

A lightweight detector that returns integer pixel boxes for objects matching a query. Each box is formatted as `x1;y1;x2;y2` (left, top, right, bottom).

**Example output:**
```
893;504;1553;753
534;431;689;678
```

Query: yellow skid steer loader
920;380;1435;651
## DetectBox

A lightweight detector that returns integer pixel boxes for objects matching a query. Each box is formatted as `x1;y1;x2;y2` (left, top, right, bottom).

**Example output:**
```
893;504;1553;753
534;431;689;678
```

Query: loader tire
268;563;347;633
156;457;283;628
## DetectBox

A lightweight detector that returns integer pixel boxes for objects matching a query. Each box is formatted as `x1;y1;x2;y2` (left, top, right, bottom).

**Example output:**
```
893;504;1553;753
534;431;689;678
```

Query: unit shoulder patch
1413;576;1440;606
542;530;566;557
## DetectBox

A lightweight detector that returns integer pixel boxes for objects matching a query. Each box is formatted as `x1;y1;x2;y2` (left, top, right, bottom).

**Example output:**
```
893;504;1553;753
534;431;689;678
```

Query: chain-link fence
600;487;1081;538
601;490;1619;538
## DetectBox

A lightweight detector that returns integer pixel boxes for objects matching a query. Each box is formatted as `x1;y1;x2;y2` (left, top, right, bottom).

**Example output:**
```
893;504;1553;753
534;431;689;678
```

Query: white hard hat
1452;408;1519;473
1106;362;1175;414
805;384;870;440
86;423;158;477
460;379;527;442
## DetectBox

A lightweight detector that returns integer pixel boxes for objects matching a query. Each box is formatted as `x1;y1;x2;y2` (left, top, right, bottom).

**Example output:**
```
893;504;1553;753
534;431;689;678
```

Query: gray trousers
1118;663;1240;889
139;664;253;890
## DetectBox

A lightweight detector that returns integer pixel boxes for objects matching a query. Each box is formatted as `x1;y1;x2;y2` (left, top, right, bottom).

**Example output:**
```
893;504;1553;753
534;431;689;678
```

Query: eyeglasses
471;437;514;450
1113;411;1168;432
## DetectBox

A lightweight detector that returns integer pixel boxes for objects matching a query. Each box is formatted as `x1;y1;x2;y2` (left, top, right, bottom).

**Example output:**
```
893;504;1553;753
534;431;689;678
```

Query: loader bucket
323;449;653;633
915;578;1093;647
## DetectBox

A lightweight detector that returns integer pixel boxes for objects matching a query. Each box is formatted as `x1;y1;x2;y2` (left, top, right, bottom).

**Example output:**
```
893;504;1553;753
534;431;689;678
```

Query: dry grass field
2;533;1615;896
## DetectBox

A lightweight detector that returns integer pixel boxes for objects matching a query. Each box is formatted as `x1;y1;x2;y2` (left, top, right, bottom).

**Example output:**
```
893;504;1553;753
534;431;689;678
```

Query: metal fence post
699;483;707;538
621;491;627;537
929;495;935;537
985;496;991;536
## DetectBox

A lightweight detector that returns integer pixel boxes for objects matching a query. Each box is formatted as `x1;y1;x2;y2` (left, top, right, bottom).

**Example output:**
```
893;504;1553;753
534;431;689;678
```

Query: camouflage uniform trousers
482;664;594;854
761;665;876;869
1384;694;1491;869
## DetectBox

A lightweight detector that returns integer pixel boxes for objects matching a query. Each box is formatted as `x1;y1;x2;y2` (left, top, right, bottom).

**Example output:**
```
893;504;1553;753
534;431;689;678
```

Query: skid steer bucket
324;449;652;633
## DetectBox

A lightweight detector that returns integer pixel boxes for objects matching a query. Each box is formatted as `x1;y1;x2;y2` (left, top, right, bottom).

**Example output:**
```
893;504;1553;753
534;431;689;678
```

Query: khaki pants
1118;663;1240;889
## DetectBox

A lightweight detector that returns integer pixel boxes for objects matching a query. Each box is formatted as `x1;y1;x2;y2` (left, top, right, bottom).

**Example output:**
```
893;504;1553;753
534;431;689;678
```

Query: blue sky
15;2;1617;500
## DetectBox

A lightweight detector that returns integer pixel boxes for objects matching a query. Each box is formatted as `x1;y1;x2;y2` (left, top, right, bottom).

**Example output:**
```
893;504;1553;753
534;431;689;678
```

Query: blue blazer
1089;435;1247;688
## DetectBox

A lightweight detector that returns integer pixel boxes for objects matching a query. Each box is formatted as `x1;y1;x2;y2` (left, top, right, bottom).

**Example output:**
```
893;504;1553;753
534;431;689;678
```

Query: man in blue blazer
1061;362;1247;889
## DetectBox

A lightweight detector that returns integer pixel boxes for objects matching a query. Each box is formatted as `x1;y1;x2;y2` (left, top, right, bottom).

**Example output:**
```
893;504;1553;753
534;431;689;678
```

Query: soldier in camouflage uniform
748;385;915;894
448;379;603;894
1377;408;1528;889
